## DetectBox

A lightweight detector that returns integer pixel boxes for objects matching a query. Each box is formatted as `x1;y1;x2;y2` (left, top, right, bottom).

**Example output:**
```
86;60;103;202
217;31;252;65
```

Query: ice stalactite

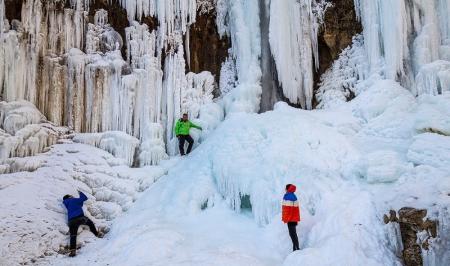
216;0;262;113
117;0;196;52
163;42;188;152
353;0;450;96
0;0;4;40
0;1;219;164
268;0;329;110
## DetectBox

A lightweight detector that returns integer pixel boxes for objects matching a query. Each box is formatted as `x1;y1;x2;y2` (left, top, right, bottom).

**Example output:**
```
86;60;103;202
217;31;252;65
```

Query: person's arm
174;120;181;136
190;121;202;130
78;191;88;202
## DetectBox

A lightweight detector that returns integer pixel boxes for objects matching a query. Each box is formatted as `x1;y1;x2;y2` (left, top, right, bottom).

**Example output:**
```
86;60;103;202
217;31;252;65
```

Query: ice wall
353;0;450;96
268;0;329;109
216;0;263;113
0;1;222;164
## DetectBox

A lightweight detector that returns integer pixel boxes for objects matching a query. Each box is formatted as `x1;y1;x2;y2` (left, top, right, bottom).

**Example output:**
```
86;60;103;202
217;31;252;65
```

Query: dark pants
69;216;98;250
178;135;194;155
287;222;300;251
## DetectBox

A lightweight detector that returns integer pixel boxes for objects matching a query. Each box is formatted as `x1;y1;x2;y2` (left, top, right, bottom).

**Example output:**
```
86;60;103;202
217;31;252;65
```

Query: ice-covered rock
0;101;69;161
73;131;140;167
415;94;450;135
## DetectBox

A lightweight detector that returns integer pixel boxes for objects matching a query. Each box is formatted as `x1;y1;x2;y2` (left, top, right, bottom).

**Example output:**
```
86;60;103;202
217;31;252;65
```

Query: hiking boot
96;231;105;238
69;249;76;257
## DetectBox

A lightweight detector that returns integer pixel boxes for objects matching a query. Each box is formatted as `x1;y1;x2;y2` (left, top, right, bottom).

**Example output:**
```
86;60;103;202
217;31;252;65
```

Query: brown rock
313;0;362;107
188;9;230;85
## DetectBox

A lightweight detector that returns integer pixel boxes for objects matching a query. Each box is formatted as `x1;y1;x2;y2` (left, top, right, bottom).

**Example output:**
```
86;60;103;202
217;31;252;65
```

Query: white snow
0;141;174;265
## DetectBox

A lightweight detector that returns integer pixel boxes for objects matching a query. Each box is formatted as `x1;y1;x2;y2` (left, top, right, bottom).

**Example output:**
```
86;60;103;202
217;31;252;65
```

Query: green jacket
175;119;202;136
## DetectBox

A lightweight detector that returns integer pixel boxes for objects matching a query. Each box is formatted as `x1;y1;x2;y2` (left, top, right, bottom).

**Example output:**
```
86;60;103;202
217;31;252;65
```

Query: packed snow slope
42;80;450;266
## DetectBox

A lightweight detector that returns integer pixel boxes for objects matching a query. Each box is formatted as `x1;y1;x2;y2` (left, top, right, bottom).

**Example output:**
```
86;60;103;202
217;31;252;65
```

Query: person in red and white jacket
282;184;301;251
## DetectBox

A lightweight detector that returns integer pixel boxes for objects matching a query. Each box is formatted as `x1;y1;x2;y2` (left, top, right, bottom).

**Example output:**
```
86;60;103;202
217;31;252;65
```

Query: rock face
384;208;438;266
188;9;230;86
318;0;362;76
4;0;23;21
312;0;362;107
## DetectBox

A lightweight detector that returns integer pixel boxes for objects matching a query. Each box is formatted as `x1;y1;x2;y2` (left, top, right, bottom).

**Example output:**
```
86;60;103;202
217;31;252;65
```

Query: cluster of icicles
0;0;219;166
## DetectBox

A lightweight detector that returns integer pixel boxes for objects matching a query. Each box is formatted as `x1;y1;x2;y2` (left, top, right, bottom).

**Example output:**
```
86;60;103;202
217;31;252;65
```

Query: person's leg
287;222;300;251
82;217;99;236
178;136;186;155
68;218;82;255
186;135;194;154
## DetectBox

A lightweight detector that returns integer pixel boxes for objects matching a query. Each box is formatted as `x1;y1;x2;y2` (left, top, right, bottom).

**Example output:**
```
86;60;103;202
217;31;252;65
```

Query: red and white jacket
282;185;300;223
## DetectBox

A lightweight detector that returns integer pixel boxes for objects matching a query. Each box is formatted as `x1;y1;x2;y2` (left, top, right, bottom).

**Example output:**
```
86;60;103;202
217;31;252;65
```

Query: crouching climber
282;184;301;251
175;113;202;156
63;191;103;257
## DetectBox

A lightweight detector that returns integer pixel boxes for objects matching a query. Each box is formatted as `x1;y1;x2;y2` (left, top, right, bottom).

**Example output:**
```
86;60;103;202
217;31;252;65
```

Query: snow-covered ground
0;141;176;265
0;79;443;266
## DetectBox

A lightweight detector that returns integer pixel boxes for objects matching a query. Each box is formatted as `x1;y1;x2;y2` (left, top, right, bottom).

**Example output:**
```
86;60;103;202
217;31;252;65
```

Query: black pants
69;216;98;250
287;222;300;251
178;135;194;155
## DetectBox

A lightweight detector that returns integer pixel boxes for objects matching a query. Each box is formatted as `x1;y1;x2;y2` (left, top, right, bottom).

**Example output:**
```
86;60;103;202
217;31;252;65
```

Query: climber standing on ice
63;191;103;257
282;184;301;251
175;113;202;156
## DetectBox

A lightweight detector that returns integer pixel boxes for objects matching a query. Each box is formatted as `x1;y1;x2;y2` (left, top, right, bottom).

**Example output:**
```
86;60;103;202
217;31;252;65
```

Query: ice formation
0;142;173;265
316;35;369;109
0;1;223;164
0;101;69;162
269;0;330;109
73;131;140;166
353;0;450;95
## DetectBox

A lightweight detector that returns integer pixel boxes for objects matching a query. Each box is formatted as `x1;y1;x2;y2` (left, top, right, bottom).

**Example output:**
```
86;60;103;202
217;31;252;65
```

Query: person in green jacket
175;113;202;155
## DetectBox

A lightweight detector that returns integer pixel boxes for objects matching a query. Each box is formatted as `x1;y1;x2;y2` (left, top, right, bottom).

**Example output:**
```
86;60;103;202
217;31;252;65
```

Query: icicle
66;48;86;132
117;0;196;47
354;0;450;93
220;0;262;113
0;0;4;40
163;42;187;146
269;0;323;109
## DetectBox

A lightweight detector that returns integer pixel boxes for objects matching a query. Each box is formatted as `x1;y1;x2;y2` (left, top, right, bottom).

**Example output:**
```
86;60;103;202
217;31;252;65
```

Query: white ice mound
362;150;412;183
407;133;450;171
0;101;69;161
73;131;140;166
415;93;450;136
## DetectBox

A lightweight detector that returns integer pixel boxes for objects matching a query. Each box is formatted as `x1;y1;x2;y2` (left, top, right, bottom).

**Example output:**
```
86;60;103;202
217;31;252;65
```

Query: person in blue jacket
63;191;102;257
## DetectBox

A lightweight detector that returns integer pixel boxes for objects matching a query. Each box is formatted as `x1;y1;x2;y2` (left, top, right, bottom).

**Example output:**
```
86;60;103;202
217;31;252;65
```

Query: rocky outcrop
188;9;230;86
318;0;362;76
4;0;24;22
384;208;438;266
313;0;362;107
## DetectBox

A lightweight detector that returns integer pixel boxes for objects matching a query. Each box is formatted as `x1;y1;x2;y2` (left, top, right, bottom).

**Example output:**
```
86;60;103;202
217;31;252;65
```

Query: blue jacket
63;191;87;221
